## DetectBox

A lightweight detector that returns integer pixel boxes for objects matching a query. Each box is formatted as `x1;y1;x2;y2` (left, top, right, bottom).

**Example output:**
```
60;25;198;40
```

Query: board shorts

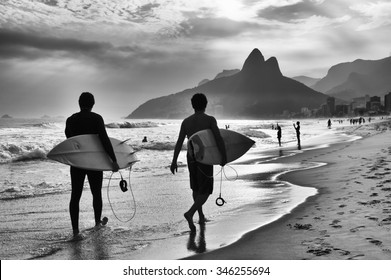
187;154;214;195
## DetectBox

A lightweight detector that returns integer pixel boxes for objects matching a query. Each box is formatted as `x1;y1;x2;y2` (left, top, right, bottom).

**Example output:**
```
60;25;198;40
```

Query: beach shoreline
188;120;391;260
2;119;391;260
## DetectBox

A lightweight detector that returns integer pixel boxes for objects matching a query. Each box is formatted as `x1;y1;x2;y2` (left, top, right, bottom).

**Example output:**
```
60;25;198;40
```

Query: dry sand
189;121;391;260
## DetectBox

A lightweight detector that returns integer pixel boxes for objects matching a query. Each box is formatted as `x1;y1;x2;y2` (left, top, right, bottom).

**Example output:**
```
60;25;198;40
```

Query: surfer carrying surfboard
65;92;119;239
170;93;227;232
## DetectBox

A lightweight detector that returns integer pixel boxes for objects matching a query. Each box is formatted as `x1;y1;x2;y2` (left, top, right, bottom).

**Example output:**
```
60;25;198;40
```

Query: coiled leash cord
197;165;238;207
106;166;136;223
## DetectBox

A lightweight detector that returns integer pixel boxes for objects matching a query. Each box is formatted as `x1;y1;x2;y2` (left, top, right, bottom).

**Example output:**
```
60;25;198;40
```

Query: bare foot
184;212;196;232
71;233;84;242
95;217;108;228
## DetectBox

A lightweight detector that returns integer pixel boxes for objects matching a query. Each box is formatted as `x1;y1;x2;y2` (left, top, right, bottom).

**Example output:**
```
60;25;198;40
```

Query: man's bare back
181;112;220;139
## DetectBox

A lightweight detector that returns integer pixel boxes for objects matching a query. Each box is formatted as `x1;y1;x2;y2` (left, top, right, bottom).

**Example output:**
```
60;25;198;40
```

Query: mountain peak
265;57;282;77
242;48;265;72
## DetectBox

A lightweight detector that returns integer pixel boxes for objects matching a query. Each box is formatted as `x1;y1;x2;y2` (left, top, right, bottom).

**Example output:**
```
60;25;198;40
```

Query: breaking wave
106;121;161;129
22;122;61;129
0;182;68;200
0;144;48;163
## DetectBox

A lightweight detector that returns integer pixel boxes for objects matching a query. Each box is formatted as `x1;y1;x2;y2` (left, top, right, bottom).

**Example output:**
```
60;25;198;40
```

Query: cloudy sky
1;0;390;119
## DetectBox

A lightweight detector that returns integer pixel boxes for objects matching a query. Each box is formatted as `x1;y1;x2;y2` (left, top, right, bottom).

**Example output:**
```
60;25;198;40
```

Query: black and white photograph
1;0;391;276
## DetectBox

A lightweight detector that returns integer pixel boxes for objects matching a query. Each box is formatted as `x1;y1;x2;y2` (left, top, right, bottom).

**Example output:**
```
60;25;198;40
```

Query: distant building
335;104;349;116
385;92;391;112
351;95;370;110
320;104;328;116
282;110;291;118
326;97;335;116
301;107;311;117
367;96;381;112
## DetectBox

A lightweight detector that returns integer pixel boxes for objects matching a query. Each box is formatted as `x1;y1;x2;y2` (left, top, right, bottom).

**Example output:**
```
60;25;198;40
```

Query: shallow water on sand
0;117;364;259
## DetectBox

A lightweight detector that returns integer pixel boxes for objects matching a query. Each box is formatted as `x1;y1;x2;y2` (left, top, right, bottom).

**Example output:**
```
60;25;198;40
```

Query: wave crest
106;121;160;129
0;144;48;163
0;182;67;200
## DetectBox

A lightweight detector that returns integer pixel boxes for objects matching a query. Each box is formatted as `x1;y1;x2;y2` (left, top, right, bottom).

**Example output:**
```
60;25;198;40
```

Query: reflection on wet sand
69;228;110;260
187;223;206;254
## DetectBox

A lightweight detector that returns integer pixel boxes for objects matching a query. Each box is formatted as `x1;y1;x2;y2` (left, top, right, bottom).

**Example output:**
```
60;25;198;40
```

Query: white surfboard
188;129;255;165
47;134;138;171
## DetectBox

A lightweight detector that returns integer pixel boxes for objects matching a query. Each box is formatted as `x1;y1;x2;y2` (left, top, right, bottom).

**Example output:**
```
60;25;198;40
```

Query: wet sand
189;120;391;259
3;120;391;260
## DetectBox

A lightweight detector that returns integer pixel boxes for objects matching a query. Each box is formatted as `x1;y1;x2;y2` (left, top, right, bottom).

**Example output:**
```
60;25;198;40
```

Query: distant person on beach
327;119;331;128
65;92;119;240
293;121;301;148
277;124;282;146
142;136;148;143
171;93;227;232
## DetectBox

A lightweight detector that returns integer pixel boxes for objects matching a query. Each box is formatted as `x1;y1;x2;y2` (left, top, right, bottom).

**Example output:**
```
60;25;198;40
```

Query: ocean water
0;117;359;259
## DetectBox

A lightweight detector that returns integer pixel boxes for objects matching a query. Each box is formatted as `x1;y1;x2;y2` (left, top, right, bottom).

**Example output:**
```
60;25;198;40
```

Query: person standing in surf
277;123;282;147
293;121;301;149
65;92;119;240
170;93;227;232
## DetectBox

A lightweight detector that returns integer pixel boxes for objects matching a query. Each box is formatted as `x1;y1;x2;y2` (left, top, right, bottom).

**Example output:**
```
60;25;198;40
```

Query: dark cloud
40;0;58;7
257;0;330;22
0;28;113;60
178;17;265;38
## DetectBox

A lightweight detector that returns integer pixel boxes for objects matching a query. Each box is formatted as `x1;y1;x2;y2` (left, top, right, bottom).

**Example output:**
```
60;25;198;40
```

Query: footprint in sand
359;200;382;206
365;215;379;221
348;254;365;260
334;248;350;256
330;219;342;228
350;226;365;233
380;216;391;225
366;238;382;246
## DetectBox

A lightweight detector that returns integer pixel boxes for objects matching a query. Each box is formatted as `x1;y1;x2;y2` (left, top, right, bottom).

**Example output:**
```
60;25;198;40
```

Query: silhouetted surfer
277;123;282;147
65;92;119;240
293;121;301;149
328;119;331;128
170;93;227;232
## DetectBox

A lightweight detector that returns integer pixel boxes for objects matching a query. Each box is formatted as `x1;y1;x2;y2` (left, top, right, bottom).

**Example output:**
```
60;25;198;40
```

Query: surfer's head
191;93;207;111
79;92;95;109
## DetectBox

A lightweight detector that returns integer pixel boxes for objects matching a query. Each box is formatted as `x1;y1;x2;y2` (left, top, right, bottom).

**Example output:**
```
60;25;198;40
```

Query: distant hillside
312;56;391;101
198;69;240;86
292;76;321;87
128;49;328;119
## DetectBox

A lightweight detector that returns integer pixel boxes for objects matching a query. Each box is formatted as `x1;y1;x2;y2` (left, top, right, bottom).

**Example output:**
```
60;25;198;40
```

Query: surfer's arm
96;116;118;169
171;122;186;174
211;118;227;166
65;118;73;138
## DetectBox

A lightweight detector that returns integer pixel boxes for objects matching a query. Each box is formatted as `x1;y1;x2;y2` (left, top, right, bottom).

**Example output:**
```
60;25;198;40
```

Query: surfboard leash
106;166;137;223
216;168;226;206
196;164;239;207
